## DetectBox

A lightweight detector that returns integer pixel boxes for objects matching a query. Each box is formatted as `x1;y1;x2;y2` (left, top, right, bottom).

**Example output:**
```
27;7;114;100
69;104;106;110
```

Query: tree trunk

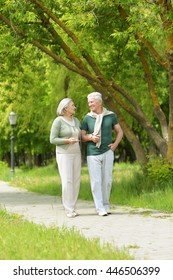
167;52;173;163
157;0;173;162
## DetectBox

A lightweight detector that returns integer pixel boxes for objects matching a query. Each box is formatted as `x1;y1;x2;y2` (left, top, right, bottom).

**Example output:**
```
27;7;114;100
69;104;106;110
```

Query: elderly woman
50;98;81;218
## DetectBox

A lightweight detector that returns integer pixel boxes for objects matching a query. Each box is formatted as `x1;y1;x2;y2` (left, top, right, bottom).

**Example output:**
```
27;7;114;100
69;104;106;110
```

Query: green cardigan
50;116;81;150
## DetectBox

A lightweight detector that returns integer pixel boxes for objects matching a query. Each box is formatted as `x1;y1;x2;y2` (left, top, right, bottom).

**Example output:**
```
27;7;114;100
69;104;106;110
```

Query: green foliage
145;156;173;189
0;48;54;162
0;161;11;181
0;0;172;164
0;160;8;170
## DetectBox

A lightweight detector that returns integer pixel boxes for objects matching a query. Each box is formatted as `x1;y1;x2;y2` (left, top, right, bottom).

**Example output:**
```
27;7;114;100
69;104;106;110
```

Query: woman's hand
68;138;79;144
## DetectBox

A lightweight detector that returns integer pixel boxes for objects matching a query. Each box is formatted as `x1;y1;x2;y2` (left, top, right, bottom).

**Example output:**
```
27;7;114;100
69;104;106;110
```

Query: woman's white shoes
66;211;78;218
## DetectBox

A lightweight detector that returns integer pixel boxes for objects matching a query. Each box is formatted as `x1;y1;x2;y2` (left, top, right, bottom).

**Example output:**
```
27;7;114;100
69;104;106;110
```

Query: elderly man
81;92;123;216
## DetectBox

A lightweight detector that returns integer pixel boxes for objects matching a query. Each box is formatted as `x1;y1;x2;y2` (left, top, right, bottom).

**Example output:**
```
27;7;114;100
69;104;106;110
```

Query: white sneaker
98;211;108;216
66;211;78;218
73;211;78;217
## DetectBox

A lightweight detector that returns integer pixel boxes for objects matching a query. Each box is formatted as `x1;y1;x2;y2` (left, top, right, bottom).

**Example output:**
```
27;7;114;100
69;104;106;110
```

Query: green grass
1;163;93;199
111;163;173;212
0;209;133;260
1;161;173;212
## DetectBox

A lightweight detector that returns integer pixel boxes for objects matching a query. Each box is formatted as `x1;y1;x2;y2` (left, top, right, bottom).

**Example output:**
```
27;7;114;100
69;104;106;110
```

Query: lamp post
8;111;17;175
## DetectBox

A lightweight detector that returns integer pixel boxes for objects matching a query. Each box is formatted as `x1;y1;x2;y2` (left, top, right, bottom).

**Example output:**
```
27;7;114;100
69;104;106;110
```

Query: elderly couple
50;92;123;218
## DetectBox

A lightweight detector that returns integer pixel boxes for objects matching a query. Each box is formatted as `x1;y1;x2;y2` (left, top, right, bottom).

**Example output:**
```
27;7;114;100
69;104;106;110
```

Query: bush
146;156;173;190
0;161;11;181
0;161;8;169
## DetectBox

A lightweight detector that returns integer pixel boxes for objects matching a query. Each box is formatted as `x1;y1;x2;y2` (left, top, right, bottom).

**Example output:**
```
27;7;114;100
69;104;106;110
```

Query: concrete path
0;181;173;260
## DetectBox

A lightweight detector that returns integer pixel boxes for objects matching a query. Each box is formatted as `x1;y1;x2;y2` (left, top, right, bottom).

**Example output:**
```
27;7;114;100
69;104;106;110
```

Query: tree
0;0;173;164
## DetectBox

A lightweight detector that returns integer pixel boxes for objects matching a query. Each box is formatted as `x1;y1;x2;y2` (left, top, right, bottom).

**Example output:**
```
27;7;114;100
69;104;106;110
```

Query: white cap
57;98;72;115
87;92;102;101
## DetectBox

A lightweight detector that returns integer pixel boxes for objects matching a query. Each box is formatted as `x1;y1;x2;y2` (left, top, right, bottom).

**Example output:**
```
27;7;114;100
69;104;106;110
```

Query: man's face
88;98;102;113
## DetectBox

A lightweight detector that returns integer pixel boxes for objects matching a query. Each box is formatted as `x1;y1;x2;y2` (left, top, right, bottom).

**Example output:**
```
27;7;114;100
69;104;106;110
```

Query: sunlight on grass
129;187;173;212
0;210;133;260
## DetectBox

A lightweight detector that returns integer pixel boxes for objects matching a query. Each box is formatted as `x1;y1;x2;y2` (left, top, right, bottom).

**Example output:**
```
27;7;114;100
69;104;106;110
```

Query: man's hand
108;143;116;152
91;134;100;143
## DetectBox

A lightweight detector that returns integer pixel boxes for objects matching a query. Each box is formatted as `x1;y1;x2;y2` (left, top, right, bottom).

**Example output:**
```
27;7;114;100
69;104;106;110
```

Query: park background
0;0;173;260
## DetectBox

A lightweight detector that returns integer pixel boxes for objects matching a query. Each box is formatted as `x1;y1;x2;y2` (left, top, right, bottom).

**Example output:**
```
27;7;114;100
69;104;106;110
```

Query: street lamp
8;111;17;175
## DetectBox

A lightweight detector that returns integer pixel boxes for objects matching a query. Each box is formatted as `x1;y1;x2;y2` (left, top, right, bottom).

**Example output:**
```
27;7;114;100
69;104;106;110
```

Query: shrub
0;161;8;169
145;156;173;190
0;161;11;181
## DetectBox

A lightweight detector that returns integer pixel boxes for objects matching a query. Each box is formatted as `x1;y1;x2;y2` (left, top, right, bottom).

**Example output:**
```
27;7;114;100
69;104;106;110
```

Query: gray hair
56;98;72;115
87;92;102;101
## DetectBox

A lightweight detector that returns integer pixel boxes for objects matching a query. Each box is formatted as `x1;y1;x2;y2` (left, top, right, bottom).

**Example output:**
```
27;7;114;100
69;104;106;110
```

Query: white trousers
56;153;81;213
87;149;114;212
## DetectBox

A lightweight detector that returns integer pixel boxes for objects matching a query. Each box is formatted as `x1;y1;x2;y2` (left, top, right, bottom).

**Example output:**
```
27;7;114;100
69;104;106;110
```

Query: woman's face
65;101;76;115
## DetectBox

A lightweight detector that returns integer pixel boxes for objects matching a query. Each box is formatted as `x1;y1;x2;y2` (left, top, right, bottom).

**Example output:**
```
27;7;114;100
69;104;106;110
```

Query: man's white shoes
98;211;108;216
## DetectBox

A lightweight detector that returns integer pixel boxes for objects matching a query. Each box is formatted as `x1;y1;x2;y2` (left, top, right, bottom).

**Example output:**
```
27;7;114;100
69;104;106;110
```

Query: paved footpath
0;181;173;260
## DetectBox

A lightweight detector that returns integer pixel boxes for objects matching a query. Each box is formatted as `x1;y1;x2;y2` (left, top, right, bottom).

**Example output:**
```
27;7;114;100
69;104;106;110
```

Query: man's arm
81;130;100;143
108;124;123;151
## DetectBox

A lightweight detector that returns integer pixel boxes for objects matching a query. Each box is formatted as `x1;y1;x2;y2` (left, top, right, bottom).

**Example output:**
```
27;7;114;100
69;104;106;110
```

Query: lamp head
9;111;17;126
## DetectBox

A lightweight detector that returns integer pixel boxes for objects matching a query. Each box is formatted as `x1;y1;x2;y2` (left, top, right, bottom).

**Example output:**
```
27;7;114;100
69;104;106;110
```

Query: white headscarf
57;98;72;115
